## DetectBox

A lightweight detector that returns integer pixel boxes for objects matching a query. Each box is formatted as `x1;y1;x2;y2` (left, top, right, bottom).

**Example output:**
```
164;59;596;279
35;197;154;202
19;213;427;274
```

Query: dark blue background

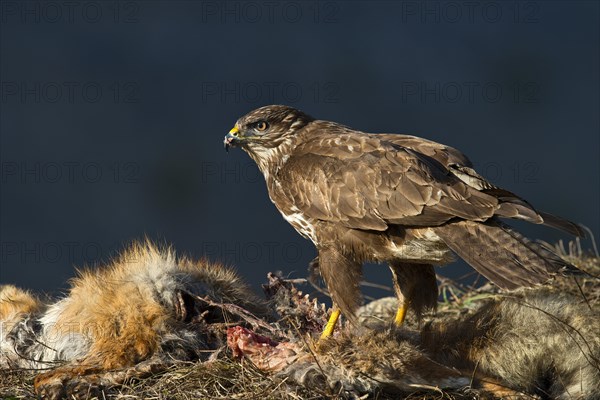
1;1;598;301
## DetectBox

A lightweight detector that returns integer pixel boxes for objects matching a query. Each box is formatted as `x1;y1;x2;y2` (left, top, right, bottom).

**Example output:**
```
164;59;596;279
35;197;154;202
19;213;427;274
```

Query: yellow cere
229;126;239;134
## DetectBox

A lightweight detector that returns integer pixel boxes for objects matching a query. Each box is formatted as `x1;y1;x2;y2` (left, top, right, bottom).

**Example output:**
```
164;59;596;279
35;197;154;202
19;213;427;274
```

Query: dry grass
0;363;479;400
1;240;598;400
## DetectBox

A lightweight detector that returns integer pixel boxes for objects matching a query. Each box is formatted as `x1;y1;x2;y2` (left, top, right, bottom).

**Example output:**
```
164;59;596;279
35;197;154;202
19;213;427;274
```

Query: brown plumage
224;105;584;323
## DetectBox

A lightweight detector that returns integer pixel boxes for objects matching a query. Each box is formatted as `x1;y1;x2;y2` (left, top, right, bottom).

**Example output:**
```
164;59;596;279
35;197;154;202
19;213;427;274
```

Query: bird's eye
255;121;269;132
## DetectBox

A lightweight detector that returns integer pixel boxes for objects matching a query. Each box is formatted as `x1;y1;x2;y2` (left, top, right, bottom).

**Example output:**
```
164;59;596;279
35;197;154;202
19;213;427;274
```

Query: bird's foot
320;308;341;339
394;303;408;327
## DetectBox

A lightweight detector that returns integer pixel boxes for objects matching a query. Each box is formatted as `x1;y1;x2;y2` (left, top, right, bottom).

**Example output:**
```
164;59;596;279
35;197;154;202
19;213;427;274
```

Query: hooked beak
224;126;240;153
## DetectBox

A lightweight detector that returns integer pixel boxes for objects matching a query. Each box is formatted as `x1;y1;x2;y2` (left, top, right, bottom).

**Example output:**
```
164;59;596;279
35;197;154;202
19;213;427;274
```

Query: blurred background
1;1;598;302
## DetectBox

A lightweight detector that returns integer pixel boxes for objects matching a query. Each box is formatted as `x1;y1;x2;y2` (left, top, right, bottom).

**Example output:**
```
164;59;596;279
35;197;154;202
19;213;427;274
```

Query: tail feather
434;219;578;290
538;211;586;237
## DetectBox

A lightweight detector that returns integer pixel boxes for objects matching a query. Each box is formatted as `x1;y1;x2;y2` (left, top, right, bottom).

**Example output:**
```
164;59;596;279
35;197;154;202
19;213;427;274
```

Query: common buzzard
224;105;584;337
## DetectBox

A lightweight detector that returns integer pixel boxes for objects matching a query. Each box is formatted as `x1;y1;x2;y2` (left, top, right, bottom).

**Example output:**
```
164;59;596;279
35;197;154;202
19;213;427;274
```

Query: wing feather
275;134;498;231
373;132;583;236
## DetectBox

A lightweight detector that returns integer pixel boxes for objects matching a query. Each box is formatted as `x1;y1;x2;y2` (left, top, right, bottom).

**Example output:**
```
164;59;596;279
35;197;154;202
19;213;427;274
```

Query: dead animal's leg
34;353;179;400
388;262;438;326
34;361;107;400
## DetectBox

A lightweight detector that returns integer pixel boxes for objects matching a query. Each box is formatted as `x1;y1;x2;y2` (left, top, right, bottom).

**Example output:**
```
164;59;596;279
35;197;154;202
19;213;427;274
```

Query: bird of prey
223;105;584;338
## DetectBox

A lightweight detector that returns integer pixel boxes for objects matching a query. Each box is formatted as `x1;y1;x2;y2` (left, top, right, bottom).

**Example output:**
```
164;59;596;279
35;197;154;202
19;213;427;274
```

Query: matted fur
250;285;599;399
421;288;600;399
0;241;266;399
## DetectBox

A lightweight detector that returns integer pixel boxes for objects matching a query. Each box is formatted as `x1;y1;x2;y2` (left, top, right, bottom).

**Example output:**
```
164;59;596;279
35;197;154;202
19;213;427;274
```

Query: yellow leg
320;308;341;339
394;303;408;326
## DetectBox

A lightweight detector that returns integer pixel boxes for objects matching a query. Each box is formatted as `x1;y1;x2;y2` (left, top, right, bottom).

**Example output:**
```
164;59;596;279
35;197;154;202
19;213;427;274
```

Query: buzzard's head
224;105;314;153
